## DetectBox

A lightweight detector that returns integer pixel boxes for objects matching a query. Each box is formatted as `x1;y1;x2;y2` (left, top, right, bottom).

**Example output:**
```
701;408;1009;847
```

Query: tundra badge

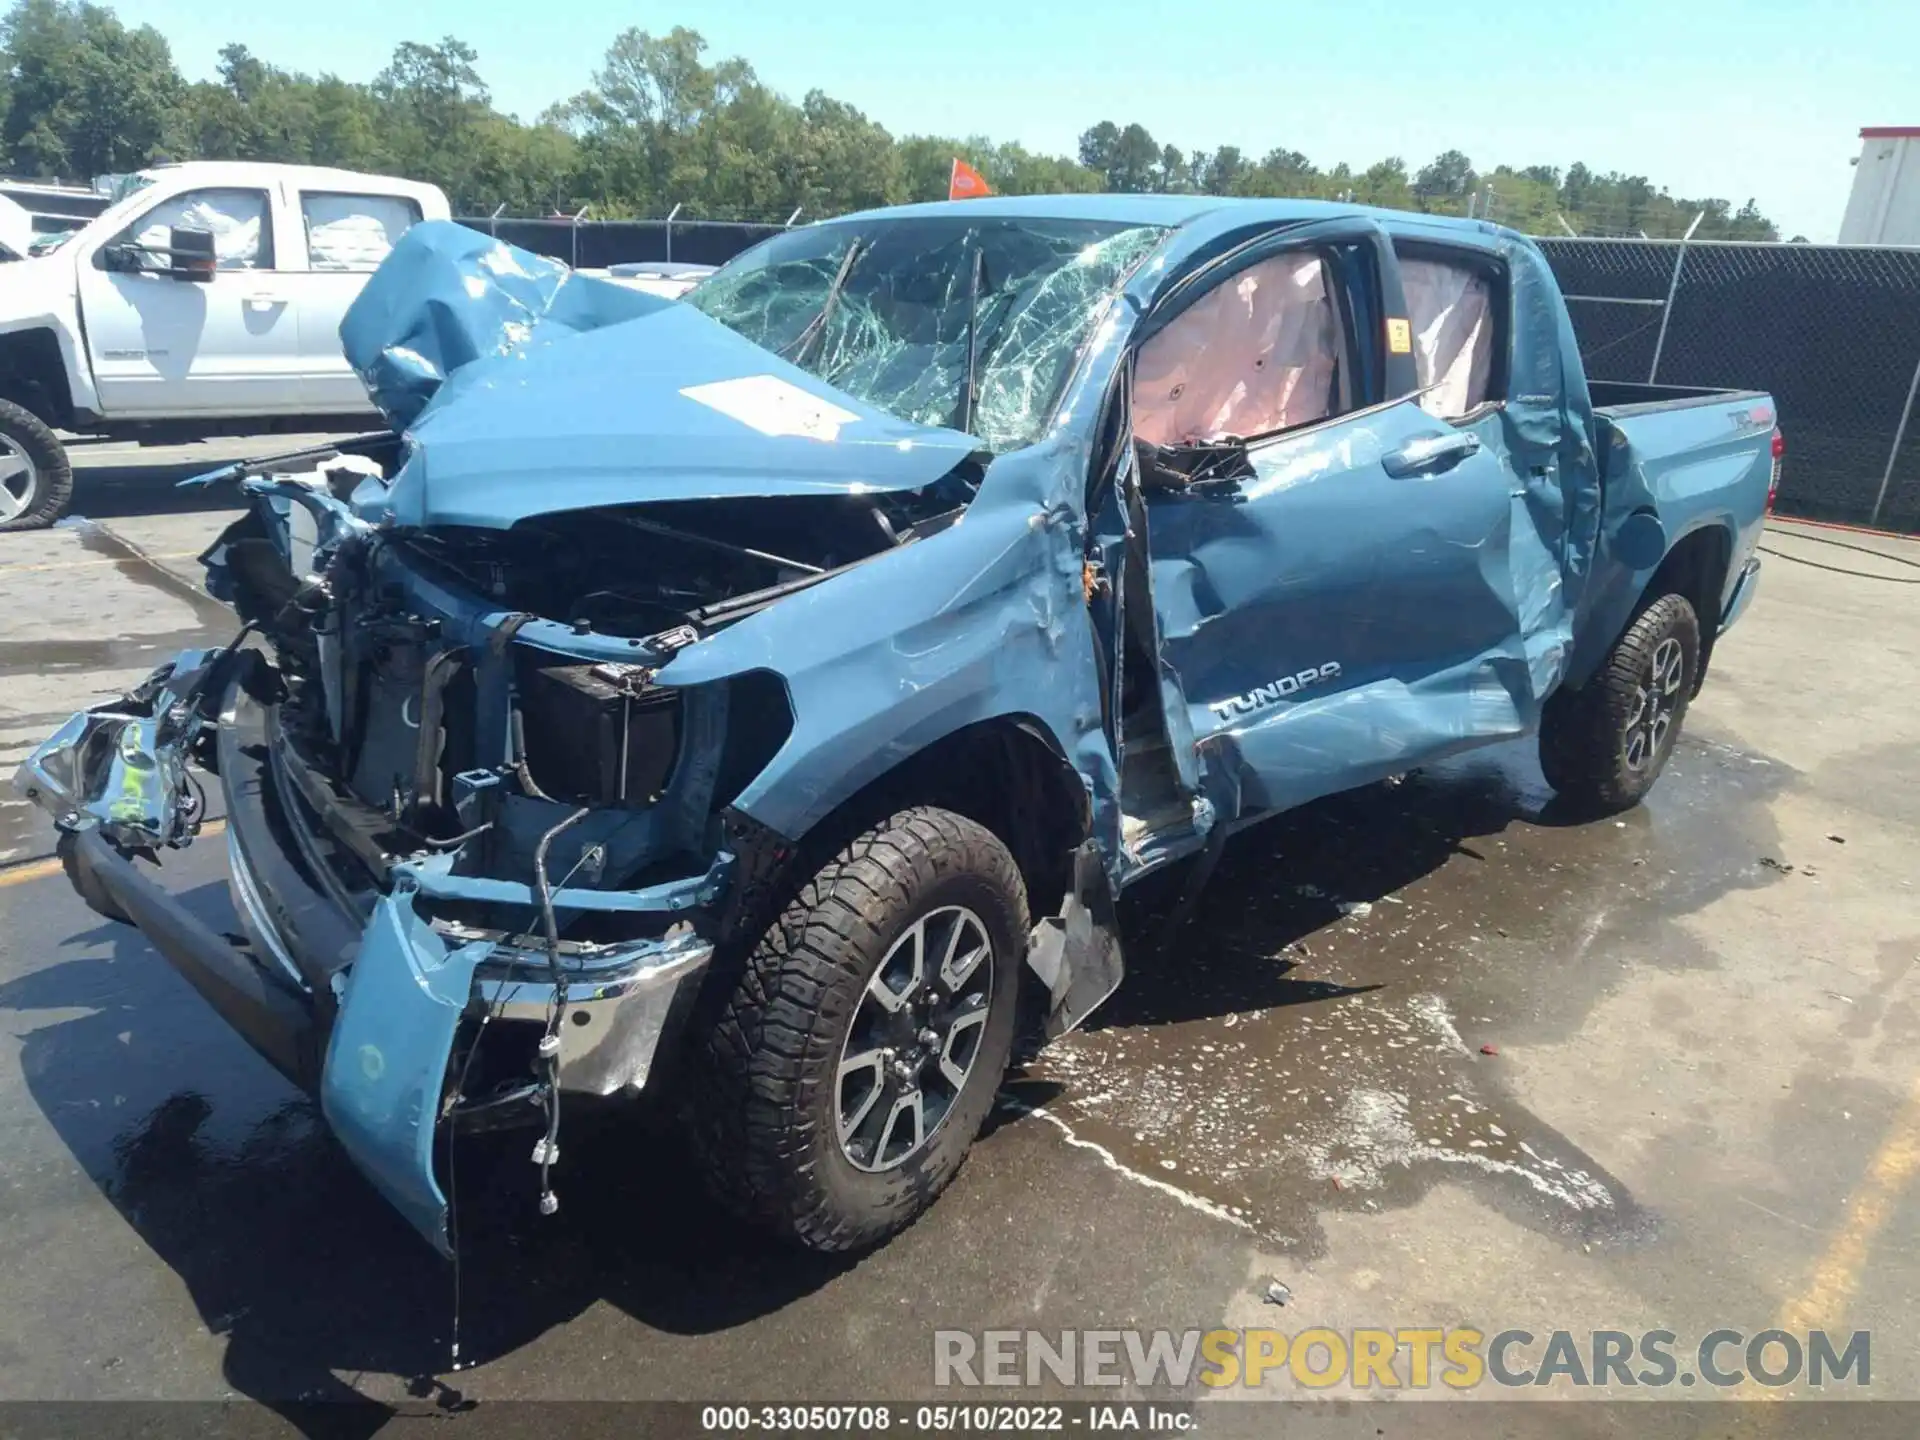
1210;662;1343;723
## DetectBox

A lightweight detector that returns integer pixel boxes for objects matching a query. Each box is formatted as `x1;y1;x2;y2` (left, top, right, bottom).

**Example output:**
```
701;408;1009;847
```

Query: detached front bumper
17;659;721;1254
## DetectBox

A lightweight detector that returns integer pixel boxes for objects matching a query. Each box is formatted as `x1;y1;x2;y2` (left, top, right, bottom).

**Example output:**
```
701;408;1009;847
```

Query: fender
0;309;97;419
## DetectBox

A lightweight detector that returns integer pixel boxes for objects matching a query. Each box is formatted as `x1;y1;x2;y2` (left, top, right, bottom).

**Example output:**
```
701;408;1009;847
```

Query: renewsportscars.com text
933;1327;1870;1391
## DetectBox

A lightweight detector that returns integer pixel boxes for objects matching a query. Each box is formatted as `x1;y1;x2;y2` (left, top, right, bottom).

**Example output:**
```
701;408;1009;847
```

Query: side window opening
1132;249;1343;448
119;188;272;271
1396;251;1502;419
301;192;423;272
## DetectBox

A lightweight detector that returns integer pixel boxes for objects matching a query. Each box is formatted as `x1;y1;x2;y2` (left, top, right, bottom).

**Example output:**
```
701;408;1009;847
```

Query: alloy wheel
0;435;39;522
835;905;994;1173
1623;635;1685;772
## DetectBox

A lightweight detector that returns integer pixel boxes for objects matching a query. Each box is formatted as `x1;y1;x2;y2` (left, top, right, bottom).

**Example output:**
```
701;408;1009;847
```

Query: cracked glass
690;216;1166;452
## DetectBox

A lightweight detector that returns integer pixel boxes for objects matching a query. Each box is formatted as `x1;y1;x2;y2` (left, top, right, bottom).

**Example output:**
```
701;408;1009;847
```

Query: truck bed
1589;381;1775;495
1587;380;1768;417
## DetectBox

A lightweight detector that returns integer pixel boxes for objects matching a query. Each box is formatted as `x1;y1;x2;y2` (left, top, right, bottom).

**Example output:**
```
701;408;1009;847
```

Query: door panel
290;271;381;411
1125;224;1568;827
1145;398;1546;821
290;191;421;411
77;187;302;417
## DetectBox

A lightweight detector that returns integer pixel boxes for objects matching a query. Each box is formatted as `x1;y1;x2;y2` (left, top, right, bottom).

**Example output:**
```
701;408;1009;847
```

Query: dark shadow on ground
67;461;253;521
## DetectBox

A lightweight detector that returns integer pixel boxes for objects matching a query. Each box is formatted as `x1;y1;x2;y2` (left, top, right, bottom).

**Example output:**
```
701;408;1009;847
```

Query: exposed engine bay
399;470;981;638
205;447;983;911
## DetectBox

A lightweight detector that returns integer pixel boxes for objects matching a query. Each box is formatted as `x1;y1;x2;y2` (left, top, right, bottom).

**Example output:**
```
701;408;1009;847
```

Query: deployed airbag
304;193;421;272
1401;257;1494;419
1133;253;1337;445
133;190;267;270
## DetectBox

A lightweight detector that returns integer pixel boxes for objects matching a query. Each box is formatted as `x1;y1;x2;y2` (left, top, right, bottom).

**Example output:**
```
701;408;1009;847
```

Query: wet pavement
1025;734;1791;1260
0;477;1916;1420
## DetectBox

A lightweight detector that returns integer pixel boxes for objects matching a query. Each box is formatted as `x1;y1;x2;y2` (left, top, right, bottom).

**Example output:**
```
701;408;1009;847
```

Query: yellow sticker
1386;318;1412;354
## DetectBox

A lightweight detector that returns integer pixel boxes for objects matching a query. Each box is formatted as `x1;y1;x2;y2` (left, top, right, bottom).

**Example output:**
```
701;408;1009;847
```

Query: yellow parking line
0;818;226;887
0;854;64;886
1773;1071;1920;1335
1741;1071;1920;1402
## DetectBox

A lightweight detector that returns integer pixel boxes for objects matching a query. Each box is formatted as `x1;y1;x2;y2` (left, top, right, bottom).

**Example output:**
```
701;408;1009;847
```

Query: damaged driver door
1130;220;1533;826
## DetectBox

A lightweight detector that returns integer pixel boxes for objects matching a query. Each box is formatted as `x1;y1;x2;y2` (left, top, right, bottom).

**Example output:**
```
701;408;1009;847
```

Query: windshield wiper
957;244;986;436
782;239;864;367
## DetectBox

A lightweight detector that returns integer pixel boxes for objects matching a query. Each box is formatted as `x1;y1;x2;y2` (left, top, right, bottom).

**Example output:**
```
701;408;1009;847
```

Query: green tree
897;133;963;202
1198;145;1247;195
557;26;776;214
1078;119;1158;192
985;142;1099;195
306;77;385;170
1153;143;1189;193
1237;146;1320;198
371;37;501;209
1412;148;1476;212
1076;120;1118;178
1;0;181;177
1724;198;1777;242
0;0;1782;236
1355;157;1412;210
786;89;900;215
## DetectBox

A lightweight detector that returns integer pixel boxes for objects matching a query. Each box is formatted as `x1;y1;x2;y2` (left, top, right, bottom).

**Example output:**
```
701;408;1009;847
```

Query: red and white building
1840;127;1920;245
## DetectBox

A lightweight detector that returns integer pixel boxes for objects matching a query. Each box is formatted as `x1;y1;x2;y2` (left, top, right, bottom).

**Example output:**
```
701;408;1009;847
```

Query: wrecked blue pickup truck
16;199;1777;1256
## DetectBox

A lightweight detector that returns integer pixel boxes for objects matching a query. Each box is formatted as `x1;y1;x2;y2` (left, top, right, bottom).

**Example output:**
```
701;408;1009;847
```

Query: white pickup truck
0;160;449;530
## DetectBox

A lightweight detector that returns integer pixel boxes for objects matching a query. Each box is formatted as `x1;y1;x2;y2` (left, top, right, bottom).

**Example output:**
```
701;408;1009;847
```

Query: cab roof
831;192;1515;245
137;160;447;201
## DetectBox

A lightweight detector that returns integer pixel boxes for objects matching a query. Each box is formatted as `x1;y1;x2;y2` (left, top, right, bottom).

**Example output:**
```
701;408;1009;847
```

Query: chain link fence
1536;237;1920;533
458;213;791;269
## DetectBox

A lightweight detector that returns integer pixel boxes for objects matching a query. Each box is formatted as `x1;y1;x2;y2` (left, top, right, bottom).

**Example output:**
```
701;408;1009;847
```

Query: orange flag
949;158;992;200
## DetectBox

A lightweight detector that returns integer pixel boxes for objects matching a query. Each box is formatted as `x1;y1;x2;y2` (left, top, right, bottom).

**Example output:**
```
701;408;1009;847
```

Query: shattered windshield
689;216;1166;452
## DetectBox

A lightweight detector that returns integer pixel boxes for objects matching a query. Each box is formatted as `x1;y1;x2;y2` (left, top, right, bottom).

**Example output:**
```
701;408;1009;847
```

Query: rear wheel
0;399;71;532
686;806;1025;1252
1540;591;1700;813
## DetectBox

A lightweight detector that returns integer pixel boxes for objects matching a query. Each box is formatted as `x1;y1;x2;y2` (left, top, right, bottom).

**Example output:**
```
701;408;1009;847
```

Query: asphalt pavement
0;448;1916;1431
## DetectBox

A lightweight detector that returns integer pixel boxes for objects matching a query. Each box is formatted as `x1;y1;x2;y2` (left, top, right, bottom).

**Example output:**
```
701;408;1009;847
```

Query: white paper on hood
681;375;862;443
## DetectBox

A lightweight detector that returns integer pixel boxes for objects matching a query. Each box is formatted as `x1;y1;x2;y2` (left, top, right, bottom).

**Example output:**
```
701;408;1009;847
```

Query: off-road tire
1540;591;1701;813
686;806;1026;1252
58;832;133;925
0;399;72;532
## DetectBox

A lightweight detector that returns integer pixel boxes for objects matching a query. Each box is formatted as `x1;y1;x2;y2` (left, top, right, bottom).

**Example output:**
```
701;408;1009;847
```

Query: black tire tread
686;805;1026;1252
1540;591;1699;812
0;398;72;532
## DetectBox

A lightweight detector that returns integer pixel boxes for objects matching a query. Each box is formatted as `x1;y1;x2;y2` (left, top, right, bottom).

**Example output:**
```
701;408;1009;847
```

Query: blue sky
107;0;1915;240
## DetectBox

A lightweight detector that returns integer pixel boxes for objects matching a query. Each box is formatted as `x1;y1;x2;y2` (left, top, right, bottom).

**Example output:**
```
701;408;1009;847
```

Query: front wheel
1540;591;1701;813
0;399;72;532
686;806;1026;1252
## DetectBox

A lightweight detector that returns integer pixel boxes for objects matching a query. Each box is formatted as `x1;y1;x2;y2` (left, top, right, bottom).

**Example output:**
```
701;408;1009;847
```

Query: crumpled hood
343;222;979;530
